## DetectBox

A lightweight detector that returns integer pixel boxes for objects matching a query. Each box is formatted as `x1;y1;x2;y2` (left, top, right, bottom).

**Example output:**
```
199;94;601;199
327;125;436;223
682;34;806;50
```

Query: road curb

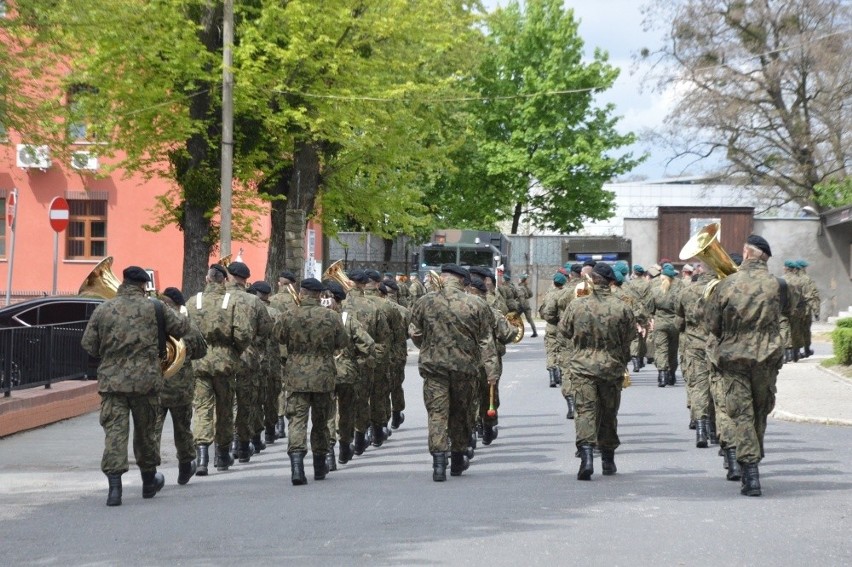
0;381;100;438
770;409;852;427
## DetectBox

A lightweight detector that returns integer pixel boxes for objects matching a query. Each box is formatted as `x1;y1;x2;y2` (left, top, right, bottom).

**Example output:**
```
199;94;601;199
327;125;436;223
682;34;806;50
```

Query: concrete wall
623;218;658;270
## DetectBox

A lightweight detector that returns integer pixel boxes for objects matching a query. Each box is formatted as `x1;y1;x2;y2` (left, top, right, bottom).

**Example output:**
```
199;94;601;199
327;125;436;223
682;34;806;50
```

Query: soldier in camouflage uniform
382;279;411;430
322;281;374;468
780;261;806;363
409;264;499;481
798;260;820;356
558;263;634;481
624;265;652;372
705;235;787;497
396;273;411;308
270;269;299;438
247;281;283;446
540;271;576;418
225;262;274;463
499;272;521;315
540;272;568;388
470;266;509;315
517;274;538;338
409;271;427;306
153;288;207;486
189;264;253;474
342;269;390;455
82;266;189;506
361;270;397;447
650;263;681;387
277;278;347;485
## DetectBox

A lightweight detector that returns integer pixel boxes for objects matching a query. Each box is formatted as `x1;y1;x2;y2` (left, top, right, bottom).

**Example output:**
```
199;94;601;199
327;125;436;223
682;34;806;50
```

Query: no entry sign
48;197;69;232
6;190;16;229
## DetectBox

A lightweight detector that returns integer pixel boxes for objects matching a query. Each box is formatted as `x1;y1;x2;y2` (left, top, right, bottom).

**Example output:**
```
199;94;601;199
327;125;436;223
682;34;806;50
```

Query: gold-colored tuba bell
79;257;186;379
505;311;525;343
323;260;354;293
678;222;738;279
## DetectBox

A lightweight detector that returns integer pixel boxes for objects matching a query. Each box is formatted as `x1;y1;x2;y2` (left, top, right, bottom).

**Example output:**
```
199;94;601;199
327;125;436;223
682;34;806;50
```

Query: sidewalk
771;355;852;427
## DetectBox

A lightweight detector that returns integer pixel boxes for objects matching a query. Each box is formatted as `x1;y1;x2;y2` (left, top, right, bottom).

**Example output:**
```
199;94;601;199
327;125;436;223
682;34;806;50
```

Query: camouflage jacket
188;282;254;378
487;289;509;315
278;297;347;392
650;279;681;330
82;284;189;395
498;282;521;313
388;300;411;364
226;282;274;374
159;308;207;406
409;279;427;304
334;309;374;385
517;281;533;308
539;285;572;331
269;287;298;313
675;273;714;349
366;288;405;364
343;288;391;367
409;278;499;381
557;284;634;380
470;293;516;357
784;272;809;319
397;281;411;309
800;272;820;315
624;277;653;318
705;258;786;369
612;284;649;326
261;301;283;384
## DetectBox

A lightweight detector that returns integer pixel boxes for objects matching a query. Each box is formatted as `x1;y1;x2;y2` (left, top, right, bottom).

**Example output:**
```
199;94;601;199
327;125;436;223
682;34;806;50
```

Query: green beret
797;259;809;268
633;265;645;274
662;263;678;278
784;260;797;269
553;273;567;285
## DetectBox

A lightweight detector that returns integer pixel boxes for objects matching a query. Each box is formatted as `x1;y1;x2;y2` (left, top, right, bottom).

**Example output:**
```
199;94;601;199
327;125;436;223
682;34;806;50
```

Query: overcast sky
481;0;690;180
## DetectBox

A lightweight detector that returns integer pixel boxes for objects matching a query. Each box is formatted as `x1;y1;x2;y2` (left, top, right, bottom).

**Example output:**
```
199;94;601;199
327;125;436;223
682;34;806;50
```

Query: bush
836;318;852;329
831;327;852;365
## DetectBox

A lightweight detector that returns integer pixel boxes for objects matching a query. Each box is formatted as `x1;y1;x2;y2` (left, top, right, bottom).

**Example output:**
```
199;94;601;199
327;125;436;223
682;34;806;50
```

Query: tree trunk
182;203;212;295
511;201;522;234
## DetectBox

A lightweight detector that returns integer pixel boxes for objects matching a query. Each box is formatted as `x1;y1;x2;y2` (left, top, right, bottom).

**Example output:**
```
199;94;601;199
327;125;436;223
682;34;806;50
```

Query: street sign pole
4;189;18;306
52;231;59;295
47;197;69;296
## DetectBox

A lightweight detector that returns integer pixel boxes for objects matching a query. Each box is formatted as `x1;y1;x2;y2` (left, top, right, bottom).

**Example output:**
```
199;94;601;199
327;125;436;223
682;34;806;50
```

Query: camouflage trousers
193;374;234;448
326;383;356;445
389;358;407;415
99;392;160;475
263;368;281;430
521;307;536;333
709;369;734;448
544;331;558;368
370;365;391;431
682;347;712;420
478;372;500;427
630;328;648;358
353;365;374;433
653;322;679;372
573;373;622;450
717;360;780;464
423;375;476;453
234;372;261;442
153;402;195;465
286;390;333;455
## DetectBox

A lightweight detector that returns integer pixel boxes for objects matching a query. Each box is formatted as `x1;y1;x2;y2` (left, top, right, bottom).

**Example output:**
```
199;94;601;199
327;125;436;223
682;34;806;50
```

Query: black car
0;296;104;392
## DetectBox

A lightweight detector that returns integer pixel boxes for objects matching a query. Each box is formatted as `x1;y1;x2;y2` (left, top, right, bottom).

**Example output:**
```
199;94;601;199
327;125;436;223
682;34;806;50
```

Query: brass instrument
79;257;187;379
574;273;594;298
427;270;444;291
286;283;300;305
323;260;354;293
505;311;525;343
679;222;738;297
218;254;232;267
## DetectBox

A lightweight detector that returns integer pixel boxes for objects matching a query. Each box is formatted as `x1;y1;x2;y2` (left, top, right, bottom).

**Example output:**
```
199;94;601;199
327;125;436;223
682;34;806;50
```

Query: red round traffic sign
48;197;69;232
6;191;16;229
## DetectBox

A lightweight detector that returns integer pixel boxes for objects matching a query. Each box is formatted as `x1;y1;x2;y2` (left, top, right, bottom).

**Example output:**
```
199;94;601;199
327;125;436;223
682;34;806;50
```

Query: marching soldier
247;281;283;446
798;260;820;356
270;269;299;439
649;263;681;387
382;278;411;430
470;266;509;315
82;266;189;506
499;272;521;314
277;278;347;485
540;272;569;389
363;270;400;445
396;273;411;308
409;271;427;305
624;265;652;372
517;274;538;338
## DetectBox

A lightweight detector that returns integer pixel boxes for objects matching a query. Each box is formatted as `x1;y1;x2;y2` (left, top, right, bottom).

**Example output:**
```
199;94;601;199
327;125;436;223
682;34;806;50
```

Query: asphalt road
1;338;850;566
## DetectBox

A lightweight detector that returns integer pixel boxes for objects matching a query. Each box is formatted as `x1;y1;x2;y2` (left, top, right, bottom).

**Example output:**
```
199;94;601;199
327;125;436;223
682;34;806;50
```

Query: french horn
80;257;186;379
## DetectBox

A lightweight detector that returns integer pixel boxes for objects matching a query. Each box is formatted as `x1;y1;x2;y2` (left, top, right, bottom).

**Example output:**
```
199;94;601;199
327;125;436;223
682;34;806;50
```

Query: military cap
279;270;296;282
797;259;809;268
746;234;772;257
614;262;630;276
441;263;469;279
227;261;250;279
122;266;151;283
348;269;369;283
784;260;797;269
378;282;388;295
468;278;487;293
583;259;597;267
662;263;678;278
383;279;399;291
162;286;185;306
250;280;272;295
633;264;645;274
564;262;573;270
592;262;616;282
682;263;694;273
553;273;567;286
324;280;347;302
210;263;228;277
571;264;583;275
729;252;743;266
613;269;625;284
365;269;382;282
469;266;493;280
300;277;325;292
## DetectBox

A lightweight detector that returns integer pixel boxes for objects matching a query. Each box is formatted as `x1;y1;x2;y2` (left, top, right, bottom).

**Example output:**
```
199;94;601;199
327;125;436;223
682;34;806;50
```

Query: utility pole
219;0;234;257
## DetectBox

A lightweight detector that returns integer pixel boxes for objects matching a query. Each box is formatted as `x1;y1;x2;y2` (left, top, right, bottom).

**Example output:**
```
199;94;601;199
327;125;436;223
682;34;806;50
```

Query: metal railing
1;324;96;397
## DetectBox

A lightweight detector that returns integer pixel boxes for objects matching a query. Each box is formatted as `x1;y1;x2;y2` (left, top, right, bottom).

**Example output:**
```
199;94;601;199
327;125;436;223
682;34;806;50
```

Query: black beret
570;264;583;275
348;269;369;283
468;278;487;293
227;261;250;279
210;263;228;277
469;266;493;280
593;262;616;282
441;263;469;279
278;270;296;282
161;286;185;306
583;259;597;267
378;283;388;295
383;278;399;291
250;280;272;295
746;234;772;257
300;277;325;292
122;266;151;283
324;280;347;302
365;269;382;282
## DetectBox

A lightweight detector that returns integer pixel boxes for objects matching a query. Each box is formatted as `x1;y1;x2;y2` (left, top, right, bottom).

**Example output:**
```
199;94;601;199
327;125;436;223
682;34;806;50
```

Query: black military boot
740;462;762;496
657;370;666;388
708;419;719;445
353;431;367;455
601;448;616;476
195;445;209;476
216;445;234;471
338;441;354;464
230;435;239;461
631;357;641;373
482;424;495;446
265;424;276;445
725;447;741;481
695;418;709;448
290;452;307;485
326;446;337;472
548;367;557;388
371;424;385;447
238;441;252;463
475;419;484;439
666;369;676;386
141;470;165;499
383;425;392;439
275;416;287;439
565;395;575;420
577;445;594;481
313;452;329;480
252;433;266;453
689;418;697;430
432;452;447;482
106;473;122;507
784;348;792;363
450;452;470;477
792;349;800;362
805;345;814;357
468;431;477;457
177;460;197;485
554;367;563;385
391;410;405;429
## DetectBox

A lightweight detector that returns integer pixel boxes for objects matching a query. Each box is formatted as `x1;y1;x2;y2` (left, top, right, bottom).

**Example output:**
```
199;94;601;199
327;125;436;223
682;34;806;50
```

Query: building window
0;196;5;258
67;200;107;259
67;84;98;142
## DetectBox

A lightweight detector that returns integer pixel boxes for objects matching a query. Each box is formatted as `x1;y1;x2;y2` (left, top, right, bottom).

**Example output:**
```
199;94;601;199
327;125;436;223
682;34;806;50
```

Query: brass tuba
427;270;444;291
505;311;525;343
323;260;354;293
679;222;738;298
79;257;187;379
